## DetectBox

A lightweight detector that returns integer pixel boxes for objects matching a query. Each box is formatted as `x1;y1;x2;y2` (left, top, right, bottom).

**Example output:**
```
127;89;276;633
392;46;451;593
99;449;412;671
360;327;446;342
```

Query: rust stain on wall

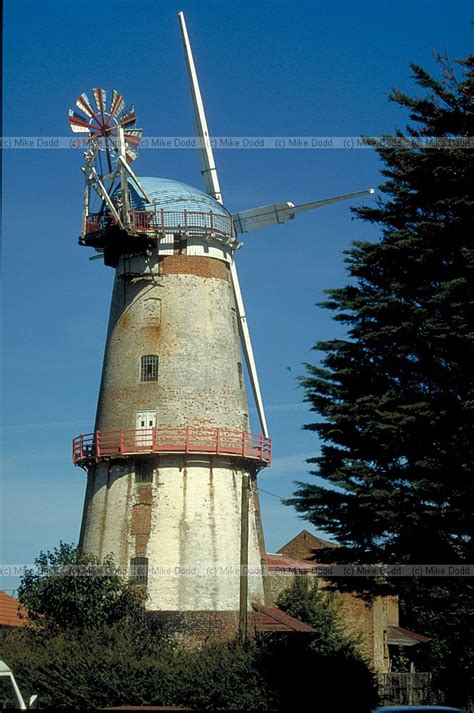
143;325;161;342
120;312;130;329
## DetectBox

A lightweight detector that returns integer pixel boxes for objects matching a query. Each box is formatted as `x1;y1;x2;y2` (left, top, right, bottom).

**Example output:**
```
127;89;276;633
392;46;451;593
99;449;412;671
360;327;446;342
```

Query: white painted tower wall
79;242;267;612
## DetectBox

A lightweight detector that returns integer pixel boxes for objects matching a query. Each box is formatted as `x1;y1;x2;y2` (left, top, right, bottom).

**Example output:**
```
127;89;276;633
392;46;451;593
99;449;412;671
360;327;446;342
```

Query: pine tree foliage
288;53;474;564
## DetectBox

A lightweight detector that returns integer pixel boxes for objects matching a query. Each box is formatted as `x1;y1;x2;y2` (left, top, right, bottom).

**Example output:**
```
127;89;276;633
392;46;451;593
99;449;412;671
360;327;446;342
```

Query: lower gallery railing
73;427;272;466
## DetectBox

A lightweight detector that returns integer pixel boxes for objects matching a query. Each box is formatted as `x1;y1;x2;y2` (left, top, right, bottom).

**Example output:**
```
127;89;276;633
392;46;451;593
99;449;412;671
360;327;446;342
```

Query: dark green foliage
3;542;378;709
17;542;145;631
288;54;474;563
0;626;273;710
276;574;361;657
286;49;474;706
268;577;376;712
398;577;474;709
257;636;376;713
177;640;273;711
0;622;378;711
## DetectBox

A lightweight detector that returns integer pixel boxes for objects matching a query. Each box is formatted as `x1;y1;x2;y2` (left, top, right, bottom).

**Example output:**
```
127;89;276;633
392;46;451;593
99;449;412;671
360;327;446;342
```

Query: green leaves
17;542;145;631
0;627;274;710
277;575;358;657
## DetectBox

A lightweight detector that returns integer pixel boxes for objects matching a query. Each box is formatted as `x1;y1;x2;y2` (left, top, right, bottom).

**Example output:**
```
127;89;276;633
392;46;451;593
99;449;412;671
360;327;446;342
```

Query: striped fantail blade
76;92;99;121
92;88;107;120
69;109;91;133
109;89;125;122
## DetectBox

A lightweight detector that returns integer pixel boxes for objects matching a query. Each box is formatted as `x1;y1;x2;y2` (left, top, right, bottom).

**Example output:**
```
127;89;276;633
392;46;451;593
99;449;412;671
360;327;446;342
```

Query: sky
1;0;472;593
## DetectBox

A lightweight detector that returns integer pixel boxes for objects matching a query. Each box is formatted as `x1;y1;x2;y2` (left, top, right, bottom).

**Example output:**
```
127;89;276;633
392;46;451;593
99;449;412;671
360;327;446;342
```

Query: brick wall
277;530;336;561
269;569;397;673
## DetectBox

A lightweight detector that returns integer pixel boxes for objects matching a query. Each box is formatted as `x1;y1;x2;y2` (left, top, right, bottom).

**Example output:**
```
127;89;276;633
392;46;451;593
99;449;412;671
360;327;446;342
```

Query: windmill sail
233;189;375;234
178;10;268;437
178;11;222;204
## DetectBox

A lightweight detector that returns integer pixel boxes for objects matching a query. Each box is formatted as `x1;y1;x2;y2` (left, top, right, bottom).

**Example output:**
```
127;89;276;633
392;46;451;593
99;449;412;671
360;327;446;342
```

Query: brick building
266;530;430;673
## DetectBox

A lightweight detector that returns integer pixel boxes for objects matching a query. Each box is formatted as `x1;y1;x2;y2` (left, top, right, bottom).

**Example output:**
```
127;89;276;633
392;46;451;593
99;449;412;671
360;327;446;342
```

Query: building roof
266;553;316;572
128;177;231;218
251;603;317;633
277;529;338;561
0;592;28;628
387;625;431;647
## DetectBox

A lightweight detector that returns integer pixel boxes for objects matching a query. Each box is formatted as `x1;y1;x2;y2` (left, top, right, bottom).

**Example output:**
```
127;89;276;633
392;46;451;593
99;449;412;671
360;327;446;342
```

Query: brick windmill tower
69;12;373;634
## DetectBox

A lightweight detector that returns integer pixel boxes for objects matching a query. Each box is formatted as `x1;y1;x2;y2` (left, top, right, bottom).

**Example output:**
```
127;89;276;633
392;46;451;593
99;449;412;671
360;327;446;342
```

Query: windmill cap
128;176;231;217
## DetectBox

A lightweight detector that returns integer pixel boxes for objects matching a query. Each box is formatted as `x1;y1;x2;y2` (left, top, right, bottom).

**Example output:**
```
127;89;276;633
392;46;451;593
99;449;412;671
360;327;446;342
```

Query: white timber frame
80;127;153;240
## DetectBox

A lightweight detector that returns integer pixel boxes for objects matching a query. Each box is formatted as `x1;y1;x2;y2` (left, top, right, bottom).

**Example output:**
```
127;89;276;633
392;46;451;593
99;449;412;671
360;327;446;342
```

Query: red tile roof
251;603;317;633
266;553;317;571
0;592;29;628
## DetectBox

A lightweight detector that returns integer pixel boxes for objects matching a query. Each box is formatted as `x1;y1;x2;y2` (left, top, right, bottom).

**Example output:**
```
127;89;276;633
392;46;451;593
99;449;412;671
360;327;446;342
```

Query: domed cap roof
129;177;230;218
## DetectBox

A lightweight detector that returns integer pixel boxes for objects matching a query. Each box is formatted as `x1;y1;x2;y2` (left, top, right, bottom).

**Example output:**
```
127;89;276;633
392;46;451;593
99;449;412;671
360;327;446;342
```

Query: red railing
72;427;271;466
86;209;234;242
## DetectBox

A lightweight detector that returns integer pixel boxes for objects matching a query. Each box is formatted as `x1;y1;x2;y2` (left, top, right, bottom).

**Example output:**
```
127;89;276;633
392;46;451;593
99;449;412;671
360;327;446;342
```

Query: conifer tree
288;53;474;565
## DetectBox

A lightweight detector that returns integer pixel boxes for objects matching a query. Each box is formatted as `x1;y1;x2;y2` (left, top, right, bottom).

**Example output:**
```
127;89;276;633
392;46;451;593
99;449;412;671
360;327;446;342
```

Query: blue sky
1;0;472;592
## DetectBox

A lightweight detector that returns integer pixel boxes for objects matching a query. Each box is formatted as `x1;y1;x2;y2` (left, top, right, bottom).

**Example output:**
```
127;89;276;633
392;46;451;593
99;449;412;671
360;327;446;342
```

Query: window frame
238;362;244;389
135;458;154;484
140;354;159;382
130;556;149;586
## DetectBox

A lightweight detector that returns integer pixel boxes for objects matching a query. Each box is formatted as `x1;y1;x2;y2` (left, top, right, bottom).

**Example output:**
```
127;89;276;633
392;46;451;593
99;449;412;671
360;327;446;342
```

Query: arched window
141;355;159;382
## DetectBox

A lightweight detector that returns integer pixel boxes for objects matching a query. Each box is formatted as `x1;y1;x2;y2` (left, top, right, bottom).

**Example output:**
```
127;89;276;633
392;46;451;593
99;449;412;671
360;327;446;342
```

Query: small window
135;459;154;484
238;362;244;389
130;556;148;585
231;308;239;335
141;355;159;382
255;510;261;533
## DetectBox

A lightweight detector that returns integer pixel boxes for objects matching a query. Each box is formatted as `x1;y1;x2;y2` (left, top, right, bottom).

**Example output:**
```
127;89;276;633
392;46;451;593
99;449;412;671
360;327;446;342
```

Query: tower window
135;459;154;483
238;362;244;389
130;556;148;585
141;355;159;382
231;307;238;335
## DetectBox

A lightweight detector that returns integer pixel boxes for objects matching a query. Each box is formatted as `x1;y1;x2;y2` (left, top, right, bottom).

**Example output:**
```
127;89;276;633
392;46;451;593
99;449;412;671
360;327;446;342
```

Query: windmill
70;12;374;634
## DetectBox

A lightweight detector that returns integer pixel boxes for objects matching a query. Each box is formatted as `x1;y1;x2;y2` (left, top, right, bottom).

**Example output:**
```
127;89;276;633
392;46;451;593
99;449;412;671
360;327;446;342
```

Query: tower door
136;410;156;448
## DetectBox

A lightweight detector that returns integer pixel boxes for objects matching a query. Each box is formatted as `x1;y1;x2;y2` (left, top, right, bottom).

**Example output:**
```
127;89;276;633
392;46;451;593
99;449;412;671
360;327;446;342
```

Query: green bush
17;542;145;631
3;543;375;710
0;627;273;710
